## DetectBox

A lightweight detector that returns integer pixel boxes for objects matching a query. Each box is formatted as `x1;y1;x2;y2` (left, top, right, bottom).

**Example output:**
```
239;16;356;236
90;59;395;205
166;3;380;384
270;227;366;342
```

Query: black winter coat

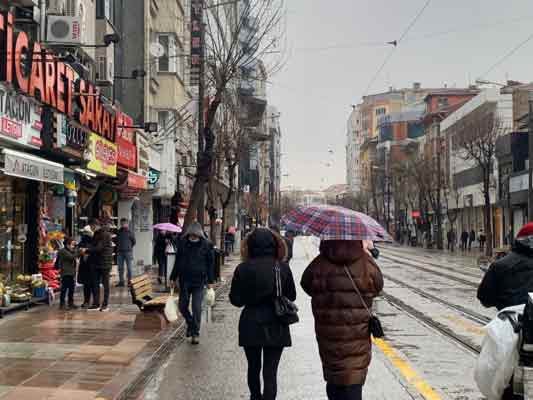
87;228;114;270
77;235;93;284
478;242;533;310
230;257;296;348
170;238;215;287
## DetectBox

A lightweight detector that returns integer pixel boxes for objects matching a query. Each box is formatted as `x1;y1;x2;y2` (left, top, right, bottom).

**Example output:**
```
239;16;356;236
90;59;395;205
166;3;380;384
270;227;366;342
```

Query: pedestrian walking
86;219;114;312
284;230;295;263
57;237;82;310
154;230;170;284
410;226;417;246
229;228;296;400
477;222;533;399
224;228;235;255
469;229;476;251
460;230;469;251
170;222;215;345
301;240;384;400
479;229;486;252
116;218;136;287
77;226;94;308
448;229;456;252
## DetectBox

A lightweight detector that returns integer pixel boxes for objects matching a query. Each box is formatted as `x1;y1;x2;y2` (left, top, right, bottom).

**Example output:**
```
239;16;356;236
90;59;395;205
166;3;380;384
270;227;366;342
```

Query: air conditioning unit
47;16;82;44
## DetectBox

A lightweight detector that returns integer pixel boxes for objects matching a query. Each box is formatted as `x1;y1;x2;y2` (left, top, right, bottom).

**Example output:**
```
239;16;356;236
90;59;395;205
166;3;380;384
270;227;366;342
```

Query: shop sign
411;211;421;218
148;168;160;188
0;84;42;148
127;172;147;190
137;134;150;178
0;12;117;142
116;111;137;169
86;132;117;177
190;0;204;86
56;114;88;154
3;148;63;184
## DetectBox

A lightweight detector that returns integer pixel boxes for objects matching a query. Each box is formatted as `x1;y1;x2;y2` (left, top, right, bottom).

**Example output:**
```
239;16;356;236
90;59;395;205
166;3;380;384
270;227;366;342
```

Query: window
437;97;449;109
375;107;386;116
157;34;177;73
66;0;77;16
157;110;175;137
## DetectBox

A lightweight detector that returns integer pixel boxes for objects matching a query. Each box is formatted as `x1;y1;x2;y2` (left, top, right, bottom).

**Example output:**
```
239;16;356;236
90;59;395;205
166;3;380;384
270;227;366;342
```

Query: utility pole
527;91;533;221
435;121;443;250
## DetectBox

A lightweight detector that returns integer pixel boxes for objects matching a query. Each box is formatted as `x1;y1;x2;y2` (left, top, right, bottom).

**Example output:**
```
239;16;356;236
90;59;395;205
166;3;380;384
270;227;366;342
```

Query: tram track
380;254;479;288
382;273;491;325
381;291;482;355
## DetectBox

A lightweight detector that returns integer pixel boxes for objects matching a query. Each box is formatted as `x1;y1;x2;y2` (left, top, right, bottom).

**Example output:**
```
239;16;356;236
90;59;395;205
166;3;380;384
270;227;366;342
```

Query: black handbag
344;266;384;338
273;263;299;325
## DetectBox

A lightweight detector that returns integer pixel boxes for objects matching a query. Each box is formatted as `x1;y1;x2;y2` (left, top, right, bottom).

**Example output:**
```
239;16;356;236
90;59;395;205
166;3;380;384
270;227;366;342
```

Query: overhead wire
480;31;533;78
362;0;432;95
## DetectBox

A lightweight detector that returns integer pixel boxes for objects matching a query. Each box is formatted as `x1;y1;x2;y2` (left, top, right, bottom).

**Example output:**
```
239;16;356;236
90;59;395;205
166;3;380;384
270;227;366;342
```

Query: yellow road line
373;338;442;400
442;314;486;335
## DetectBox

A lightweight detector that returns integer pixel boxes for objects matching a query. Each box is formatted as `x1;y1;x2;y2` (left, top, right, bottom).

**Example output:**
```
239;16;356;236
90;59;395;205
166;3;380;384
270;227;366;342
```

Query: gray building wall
114;0;146;122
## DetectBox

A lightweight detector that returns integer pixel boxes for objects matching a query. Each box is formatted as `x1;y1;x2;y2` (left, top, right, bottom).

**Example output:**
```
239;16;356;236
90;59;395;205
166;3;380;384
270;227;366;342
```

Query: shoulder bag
344;266;384;338
273;263;299;325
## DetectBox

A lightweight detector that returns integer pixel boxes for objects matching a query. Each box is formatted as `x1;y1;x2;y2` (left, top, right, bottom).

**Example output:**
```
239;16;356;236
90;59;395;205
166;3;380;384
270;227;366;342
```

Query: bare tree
453;103;509;256
184;0;286;227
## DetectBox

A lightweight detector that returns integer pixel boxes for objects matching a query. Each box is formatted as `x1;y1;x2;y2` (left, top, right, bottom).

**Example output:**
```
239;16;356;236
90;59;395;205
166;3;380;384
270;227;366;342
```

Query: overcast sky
269;0;533;190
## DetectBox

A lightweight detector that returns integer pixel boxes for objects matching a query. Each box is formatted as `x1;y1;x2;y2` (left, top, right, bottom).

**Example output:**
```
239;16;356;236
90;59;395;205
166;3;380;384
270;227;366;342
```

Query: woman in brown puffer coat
301;240;383;400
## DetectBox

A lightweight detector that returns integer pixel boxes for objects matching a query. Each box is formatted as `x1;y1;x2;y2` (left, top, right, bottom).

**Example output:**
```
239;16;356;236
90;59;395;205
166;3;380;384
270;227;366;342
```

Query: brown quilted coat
301;241;384;386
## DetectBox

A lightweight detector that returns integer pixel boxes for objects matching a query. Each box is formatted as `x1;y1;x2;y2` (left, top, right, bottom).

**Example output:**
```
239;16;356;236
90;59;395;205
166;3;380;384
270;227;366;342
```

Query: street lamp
117;122;159;133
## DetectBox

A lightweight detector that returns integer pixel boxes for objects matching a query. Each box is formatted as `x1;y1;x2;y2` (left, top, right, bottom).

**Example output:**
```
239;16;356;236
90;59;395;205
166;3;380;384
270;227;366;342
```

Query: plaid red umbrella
281;205;392;242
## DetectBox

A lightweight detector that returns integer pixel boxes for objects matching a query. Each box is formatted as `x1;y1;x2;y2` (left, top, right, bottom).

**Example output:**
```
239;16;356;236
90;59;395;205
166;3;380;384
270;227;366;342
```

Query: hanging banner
127;172;147;190
86;132;117;177
116;111;137;169
190;0;203;86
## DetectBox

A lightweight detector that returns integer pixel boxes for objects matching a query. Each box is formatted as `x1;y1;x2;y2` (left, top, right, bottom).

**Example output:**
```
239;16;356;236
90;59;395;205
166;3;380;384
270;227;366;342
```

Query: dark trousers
326;383;363;400
92;269;111;307
178;284;204;336
244;347;283;400
83;284;92;305
60;275;75;306
156;252;167;278
468;240;474;250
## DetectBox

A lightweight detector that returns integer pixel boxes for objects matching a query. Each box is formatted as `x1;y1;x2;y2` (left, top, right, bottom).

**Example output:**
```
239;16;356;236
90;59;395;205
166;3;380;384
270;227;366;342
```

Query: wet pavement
0;258;239;400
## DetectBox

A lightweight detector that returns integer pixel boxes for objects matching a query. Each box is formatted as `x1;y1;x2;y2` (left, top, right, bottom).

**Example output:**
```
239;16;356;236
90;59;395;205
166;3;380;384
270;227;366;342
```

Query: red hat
517;223;533;238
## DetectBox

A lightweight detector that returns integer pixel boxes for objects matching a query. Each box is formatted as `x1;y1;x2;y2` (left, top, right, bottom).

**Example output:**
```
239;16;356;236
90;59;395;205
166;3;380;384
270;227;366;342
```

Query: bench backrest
130;274;153;307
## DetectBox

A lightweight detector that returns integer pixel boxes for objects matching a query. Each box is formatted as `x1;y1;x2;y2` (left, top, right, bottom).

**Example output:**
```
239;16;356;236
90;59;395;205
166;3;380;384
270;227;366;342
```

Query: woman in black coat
77;229;95;307
229;228;297;400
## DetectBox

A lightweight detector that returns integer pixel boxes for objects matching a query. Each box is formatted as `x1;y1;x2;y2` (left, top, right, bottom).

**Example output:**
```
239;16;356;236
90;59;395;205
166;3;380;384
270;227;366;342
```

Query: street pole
527;91;533;221
436;122;443;249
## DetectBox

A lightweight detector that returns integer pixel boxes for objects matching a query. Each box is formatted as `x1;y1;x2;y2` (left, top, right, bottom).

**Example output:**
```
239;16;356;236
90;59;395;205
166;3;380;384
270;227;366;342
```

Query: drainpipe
39;0;46;42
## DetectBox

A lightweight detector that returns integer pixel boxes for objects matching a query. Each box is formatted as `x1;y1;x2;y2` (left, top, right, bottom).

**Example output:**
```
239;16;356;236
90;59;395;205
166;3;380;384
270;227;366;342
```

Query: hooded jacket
301;240;384;386
229;228;296;348
478;241;533;310
170;222;215;287
87;227;114;270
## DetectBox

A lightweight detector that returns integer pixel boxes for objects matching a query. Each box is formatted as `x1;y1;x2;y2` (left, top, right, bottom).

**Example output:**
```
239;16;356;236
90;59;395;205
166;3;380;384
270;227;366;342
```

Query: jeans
118;252;133;283
60;275;75;306
178;284;204;336
244;347;284;400
326;383;363;400
93;269;111;307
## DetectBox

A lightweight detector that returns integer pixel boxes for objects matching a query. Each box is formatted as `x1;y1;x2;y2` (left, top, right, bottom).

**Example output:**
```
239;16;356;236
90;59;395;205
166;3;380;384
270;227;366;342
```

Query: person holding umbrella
153;223;181;284
283;205;387;400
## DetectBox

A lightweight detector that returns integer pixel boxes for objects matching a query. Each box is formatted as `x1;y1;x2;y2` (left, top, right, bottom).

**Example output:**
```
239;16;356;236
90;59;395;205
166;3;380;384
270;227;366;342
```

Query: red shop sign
411;211;421;218
116;111;136;169
127;172;147;190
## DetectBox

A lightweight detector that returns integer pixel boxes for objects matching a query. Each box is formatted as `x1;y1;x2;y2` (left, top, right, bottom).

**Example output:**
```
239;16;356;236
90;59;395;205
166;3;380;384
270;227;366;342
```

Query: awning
2;148;64;185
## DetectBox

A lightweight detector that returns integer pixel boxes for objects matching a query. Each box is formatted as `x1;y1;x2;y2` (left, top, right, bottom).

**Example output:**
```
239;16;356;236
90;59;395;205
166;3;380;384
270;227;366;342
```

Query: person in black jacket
230;228;296;400
170;222;215;344
154;231;170;284
77;226;94;308
116;218;136;287
478;223;533;311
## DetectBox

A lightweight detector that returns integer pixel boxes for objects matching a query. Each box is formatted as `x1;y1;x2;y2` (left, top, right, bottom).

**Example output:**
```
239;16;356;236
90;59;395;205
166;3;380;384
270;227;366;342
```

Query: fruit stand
0;274;49;318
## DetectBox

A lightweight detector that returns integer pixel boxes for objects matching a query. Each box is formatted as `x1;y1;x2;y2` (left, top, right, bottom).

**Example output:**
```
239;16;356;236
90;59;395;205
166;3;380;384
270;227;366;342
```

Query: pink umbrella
228;226;237;234
153;223;182;233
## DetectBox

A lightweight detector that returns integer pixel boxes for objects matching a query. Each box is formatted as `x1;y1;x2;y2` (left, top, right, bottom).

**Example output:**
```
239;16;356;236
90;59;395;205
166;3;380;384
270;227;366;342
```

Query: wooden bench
130;274;171;330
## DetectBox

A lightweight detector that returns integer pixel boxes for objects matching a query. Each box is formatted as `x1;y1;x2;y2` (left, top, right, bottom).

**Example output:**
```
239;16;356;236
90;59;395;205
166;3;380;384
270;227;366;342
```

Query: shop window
157;34;177;73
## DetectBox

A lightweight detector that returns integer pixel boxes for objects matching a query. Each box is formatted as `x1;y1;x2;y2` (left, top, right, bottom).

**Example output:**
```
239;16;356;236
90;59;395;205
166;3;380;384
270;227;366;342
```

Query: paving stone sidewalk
0;256;239;400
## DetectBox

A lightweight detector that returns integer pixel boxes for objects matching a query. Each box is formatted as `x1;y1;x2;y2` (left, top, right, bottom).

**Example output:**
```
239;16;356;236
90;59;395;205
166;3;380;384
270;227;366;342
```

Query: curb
96;260;237;400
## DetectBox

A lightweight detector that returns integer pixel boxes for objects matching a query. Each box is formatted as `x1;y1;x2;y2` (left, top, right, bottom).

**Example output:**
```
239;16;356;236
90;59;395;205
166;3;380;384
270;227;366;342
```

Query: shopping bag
164;289;179;323
205;288;216;307
474;305;523;400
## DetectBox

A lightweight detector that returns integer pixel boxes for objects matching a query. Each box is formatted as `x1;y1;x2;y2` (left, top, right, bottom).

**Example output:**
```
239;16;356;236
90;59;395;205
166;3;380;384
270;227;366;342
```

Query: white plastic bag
205;288;216;307
475;305;523;399
164;289;179;322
